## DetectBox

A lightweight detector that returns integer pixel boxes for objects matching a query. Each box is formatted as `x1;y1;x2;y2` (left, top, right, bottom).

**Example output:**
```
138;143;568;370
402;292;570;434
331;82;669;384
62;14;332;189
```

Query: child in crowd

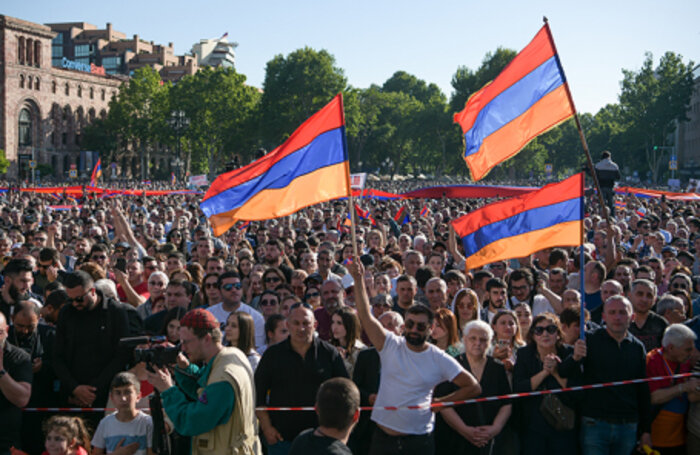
43;415;91;455
91;372;154;455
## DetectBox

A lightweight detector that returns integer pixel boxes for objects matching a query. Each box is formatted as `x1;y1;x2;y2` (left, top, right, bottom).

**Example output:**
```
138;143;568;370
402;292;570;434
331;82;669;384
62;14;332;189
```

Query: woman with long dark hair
330;306;365;377
224;311;261;370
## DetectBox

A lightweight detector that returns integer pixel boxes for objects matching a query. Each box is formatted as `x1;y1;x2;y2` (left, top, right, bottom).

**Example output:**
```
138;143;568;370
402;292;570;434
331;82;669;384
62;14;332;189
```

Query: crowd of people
0;180;699;455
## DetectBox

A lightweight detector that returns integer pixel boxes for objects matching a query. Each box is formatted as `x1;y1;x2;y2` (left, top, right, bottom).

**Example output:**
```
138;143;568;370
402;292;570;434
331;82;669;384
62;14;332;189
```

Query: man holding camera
146;308;260;455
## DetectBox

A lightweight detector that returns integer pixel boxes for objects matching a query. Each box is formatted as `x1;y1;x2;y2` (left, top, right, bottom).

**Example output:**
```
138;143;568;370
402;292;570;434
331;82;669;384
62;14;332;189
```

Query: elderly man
424;277;448;311
314;279;346;342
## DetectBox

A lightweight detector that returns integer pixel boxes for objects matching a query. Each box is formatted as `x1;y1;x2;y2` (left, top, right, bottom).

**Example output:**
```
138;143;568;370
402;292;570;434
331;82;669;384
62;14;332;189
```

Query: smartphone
115;257;127;273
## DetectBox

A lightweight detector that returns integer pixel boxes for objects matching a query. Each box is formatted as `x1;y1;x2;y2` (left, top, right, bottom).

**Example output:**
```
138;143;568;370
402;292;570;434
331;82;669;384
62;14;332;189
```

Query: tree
0;150;10;175
618;52;695;182
259;47;347;147
172;67;260;177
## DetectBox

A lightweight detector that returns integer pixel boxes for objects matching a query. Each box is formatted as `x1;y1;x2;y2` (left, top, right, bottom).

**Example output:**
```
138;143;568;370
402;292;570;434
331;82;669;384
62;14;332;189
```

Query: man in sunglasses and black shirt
53;270;130;408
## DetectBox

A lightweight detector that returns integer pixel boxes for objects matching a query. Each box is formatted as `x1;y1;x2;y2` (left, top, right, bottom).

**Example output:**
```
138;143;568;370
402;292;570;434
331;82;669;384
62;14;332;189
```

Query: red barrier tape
23;372;698;413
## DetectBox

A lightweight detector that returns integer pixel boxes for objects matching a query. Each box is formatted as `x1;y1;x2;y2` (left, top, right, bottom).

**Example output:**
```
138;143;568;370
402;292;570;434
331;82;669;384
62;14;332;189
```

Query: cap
180;309;219;330
661;246;677;255
304;272;324;285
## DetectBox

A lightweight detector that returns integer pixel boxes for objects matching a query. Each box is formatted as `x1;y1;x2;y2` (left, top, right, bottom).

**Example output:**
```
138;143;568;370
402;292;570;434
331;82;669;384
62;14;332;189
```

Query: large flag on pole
201;94;351;236
454;24;575;181
452;173;583;270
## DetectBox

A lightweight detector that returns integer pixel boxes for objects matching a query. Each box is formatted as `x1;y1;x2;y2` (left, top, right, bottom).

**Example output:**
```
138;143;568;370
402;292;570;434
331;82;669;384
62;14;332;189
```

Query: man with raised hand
349;260;480;455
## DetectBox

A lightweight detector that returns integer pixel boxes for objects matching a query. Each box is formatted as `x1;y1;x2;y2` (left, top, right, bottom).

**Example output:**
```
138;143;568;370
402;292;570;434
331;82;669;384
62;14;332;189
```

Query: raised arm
349;260;386;351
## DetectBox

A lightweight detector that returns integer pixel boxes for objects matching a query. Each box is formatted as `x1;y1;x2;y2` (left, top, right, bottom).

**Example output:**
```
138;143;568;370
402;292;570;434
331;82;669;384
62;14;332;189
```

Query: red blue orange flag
452;173;583;270
454;24;575;181
201;94;351;236
90;159;102;187
394;206;410;225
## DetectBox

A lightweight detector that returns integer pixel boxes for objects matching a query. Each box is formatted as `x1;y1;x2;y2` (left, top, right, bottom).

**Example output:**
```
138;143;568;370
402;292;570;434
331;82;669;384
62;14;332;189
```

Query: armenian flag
615;200;627;210
394;206;411;225
420;205;430;217
453;173;583;270
171;172;176;185
201;94;351;236
90;159;102;187
454;24;575;181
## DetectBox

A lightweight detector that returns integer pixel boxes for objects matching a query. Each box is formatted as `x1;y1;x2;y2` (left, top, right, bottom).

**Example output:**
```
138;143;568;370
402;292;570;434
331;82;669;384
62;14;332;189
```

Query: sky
6;1;699;115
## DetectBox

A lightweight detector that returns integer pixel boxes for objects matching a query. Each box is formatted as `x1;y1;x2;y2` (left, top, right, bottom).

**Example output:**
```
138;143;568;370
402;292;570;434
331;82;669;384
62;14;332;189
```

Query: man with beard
10;301;58;454
349;261;480;455
265;239;293;282
314;279;345;341
0;258;40;322
53;271;130;408
480;278;509;323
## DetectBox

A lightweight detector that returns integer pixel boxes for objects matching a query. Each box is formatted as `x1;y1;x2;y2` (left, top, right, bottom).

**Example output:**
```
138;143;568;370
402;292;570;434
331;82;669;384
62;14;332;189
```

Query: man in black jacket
594;151;621;215
53;271;130;408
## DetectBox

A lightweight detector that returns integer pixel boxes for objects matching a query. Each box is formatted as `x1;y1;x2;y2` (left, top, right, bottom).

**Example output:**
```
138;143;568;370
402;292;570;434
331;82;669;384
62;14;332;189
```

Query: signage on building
61;57;106;76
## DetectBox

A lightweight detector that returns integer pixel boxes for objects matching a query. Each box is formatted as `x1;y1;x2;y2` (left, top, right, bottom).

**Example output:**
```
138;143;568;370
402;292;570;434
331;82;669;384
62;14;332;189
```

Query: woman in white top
224;311;261;371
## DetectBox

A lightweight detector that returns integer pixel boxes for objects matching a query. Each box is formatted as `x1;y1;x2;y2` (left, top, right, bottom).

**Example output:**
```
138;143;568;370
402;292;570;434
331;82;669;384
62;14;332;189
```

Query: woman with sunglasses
435;320;513;454
200;272;222;308
513;313;577;454
258;290;281;321
262;267;286;292
304;286;321;310
330;307;366;377
137;271;169;319
165;228;187;255
224;311;261;371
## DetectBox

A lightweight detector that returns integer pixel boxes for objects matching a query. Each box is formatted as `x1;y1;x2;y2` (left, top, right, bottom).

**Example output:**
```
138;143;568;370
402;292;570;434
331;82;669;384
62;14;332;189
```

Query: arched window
77;85;82;98
52;80;57;94
34;40;41;67
27;76;33;90
18;37;25;64
101;89;106;101
89;87;94;99
18;108;32;146
65;83;69;96
19;74;24;88
35;77;40;91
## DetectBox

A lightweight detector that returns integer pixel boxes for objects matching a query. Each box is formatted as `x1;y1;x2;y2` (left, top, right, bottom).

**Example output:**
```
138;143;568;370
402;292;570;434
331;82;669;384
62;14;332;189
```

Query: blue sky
6;1;699;114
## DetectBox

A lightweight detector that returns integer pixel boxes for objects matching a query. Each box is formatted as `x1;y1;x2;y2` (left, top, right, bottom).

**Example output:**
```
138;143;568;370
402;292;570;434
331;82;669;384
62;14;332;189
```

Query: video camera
119;335;179;371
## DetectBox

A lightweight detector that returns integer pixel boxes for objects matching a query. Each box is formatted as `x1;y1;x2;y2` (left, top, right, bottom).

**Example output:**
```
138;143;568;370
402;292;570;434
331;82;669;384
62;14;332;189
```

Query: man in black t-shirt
628;279;667;352
0;312;33;455
289;378;359;455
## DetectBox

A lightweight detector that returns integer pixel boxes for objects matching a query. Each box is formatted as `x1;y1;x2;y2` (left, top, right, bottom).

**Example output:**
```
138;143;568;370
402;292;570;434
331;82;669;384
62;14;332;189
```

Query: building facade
1;15;123;180
191;37;236;68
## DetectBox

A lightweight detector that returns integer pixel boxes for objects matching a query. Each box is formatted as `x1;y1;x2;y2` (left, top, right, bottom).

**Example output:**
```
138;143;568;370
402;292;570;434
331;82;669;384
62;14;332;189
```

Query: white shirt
207;302;266;350
91;411;153;455
371;332;464;434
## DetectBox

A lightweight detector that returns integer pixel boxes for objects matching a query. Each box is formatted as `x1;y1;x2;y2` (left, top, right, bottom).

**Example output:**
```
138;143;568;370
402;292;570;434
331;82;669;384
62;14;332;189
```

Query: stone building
1;15;123;179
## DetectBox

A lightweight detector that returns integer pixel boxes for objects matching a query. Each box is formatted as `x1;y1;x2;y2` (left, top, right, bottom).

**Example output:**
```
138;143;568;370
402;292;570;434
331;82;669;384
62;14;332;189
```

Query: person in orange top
646;323;700;453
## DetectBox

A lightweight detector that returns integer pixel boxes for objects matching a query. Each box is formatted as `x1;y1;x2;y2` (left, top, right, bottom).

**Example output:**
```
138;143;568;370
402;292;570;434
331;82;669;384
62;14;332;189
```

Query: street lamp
168;110;190;182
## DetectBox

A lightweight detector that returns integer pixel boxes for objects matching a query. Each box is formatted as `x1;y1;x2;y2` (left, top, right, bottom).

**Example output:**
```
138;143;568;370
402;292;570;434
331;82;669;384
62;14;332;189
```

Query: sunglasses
149;281;165;286
265;276;282;283
261;299;278;306
671;283;688;290
404;319;429;332
533;325;558;336
305;291;320;299
67;289;92;304
221;282;243;291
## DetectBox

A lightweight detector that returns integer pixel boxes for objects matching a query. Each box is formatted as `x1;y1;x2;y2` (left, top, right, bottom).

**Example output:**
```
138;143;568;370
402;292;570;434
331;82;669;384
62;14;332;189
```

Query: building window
34;41;41;67
102;56;122;75
75;44;90;57
89;87;94;99
101;89;106;101
51;33;63;67
65;83;69;96
26;39;33;66
77;86;82;98
19;74;24;88
18;37;25;64
62;132;67;145
35;77;40;91
18;108;32;146
52;81;56;94
27;76;33;89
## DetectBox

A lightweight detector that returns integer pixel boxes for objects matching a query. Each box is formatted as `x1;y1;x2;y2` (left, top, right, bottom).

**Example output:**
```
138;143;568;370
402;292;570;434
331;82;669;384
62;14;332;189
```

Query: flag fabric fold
201;94;351;236
90;159;102;187
452;173;583;270
453;24;575;181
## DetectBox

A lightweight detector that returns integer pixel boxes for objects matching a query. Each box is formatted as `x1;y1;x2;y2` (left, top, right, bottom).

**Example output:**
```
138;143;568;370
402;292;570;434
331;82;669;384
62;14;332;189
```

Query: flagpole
579;173;586;340
339;93;360;259
542;17;611;227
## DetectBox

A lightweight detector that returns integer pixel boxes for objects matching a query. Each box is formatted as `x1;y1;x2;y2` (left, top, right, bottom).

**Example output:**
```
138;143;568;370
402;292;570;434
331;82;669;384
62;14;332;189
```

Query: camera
119;336;180;370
